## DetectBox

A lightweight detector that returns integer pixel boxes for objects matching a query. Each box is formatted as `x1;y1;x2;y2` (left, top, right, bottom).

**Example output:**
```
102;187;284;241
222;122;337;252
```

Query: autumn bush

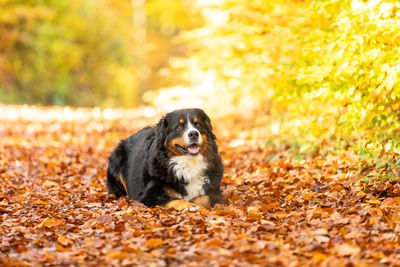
148;0;400;177
0;0;133;106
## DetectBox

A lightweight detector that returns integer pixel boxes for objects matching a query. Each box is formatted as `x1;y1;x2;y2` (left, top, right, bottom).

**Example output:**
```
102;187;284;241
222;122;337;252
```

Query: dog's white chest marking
169;155;209;201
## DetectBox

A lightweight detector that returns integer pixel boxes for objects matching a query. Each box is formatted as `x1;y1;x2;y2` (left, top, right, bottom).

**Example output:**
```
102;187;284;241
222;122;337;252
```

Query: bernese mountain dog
106;108;224;210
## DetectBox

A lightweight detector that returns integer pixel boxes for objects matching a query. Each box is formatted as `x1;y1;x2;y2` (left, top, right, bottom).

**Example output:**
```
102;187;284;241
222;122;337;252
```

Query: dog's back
106;126;154;198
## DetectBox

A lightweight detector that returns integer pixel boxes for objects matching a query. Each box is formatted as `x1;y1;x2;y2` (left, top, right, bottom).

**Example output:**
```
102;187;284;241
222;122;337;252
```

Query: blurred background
0;0;201;107
1;0;399;161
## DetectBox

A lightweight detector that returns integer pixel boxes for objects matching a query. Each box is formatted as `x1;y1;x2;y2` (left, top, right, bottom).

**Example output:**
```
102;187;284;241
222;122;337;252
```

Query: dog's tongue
188;145;199;154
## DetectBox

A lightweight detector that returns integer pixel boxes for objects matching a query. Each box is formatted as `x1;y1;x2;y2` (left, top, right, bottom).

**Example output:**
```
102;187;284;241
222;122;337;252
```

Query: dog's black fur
106;108;224;208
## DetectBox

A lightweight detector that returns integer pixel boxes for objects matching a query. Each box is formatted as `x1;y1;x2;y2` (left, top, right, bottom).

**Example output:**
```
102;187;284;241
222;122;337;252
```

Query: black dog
106;108;224;209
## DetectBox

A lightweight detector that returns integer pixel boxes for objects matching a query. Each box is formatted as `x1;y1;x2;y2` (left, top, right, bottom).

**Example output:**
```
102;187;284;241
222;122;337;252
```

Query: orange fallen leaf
38;217;63;228
145;238;166;248
311;228;328;235
236;233;252;240
286;195;294;201
302;192;314;200
381;197;395;207
206;238;223;247
367;199;381;205
247;206;261;220
106;251;130;259
315;235;330;243
312;252;328;261
392;216;400;222
96;215;113;224
335;243;361;256
33;200;48;205
56;244;69;252
42;180;58;189
58;235;70;246
7;261;30;267
0;198;8;206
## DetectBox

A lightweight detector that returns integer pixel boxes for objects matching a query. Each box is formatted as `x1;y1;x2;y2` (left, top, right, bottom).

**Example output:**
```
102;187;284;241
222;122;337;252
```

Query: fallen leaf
335;243;361;256
381;197;395;207
247;206;261;220
38;217;63;228
312;252;328;261
106;251;130;259
145;238;166;248
206;238;223;247
315;235;330;243
1;105;398;266
0;198;9;206
58;235;71;246
33;200;48;205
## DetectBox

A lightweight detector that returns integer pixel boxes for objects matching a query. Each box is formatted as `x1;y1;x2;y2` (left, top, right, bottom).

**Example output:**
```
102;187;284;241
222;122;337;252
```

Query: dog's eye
195;123;202;129
176;125;183;131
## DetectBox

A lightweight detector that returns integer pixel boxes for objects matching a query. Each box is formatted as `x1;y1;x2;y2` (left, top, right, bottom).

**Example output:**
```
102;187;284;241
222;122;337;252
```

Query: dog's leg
162;187;197;210
204;186;225;207
164;187;182;199
208;192;225;207
139;180;176;207
141;184;195;210
106;141;128;197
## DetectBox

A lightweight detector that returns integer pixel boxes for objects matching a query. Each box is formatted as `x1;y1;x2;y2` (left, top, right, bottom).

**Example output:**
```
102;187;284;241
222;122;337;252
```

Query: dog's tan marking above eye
179;118;184;124
193;117;198;123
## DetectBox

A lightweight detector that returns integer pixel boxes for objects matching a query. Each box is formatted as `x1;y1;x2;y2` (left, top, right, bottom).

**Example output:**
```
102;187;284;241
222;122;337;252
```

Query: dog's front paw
164;187;182;199
165;199;196;210
190;195;210;209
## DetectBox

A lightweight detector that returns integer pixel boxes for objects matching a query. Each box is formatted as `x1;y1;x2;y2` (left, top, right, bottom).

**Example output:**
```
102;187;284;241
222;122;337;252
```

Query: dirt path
0;105;399;266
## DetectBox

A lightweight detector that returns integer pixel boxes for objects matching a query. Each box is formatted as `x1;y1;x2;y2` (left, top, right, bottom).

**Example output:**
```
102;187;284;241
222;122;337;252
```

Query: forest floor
0;105;399;266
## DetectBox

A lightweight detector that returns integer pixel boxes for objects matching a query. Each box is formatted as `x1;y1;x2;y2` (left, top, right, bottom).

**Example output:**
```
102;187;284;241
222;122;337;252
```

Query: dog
106;108;224;210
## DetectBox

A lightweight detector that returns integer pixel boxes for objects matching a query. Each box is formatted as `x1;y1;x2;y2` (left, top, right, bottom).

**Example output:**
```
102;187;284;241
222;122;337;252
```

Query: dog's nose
188;130;199;140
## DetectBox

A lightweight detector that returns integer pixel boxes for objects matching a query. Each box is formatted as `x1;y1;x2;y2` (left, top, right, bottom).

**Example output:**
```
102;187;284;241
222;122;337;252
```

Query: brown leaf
33;200;48;205
247;206;261;220
381;197;395;207
2;105;399;266
206;238;223;247
106;251;130;259
0;198;9;206
145;238;166;248
96;215;113;224
335;243;361;256
38;217;63;228
58;235;71;246
311;228;328;236
315;235;330;243
6;261;31;267
312;252;328;261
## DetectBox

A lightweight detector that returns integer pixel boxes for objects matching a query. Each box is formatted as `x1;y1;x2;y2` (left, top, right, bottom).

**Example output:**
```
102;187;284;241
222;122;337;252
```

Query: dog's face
156;108;216;157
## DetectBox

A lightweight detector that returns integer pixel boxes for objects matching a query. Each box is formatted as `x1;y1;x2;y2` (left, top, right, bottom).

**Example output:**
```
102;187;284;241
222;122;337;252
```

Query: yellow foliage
148;0;400;155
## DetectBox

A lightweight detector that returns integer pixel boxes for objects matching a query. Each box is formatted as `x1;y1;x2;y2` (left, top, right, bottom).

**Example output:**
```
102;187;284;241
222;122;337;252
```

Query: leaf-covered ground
1;105;399;266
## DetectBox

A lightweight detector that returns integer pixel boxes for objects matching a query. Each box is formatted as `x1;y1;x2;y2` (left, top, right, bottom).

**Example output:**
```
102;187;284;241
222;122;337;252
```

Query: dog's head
156;108;216;157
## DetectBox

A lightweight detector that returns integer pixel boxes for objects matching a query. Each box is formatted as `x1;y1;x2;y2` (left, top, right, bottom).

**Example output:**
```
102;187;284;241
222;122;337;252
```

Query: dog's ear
156;116;168;149
196;109;216;140
205;117;216;140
